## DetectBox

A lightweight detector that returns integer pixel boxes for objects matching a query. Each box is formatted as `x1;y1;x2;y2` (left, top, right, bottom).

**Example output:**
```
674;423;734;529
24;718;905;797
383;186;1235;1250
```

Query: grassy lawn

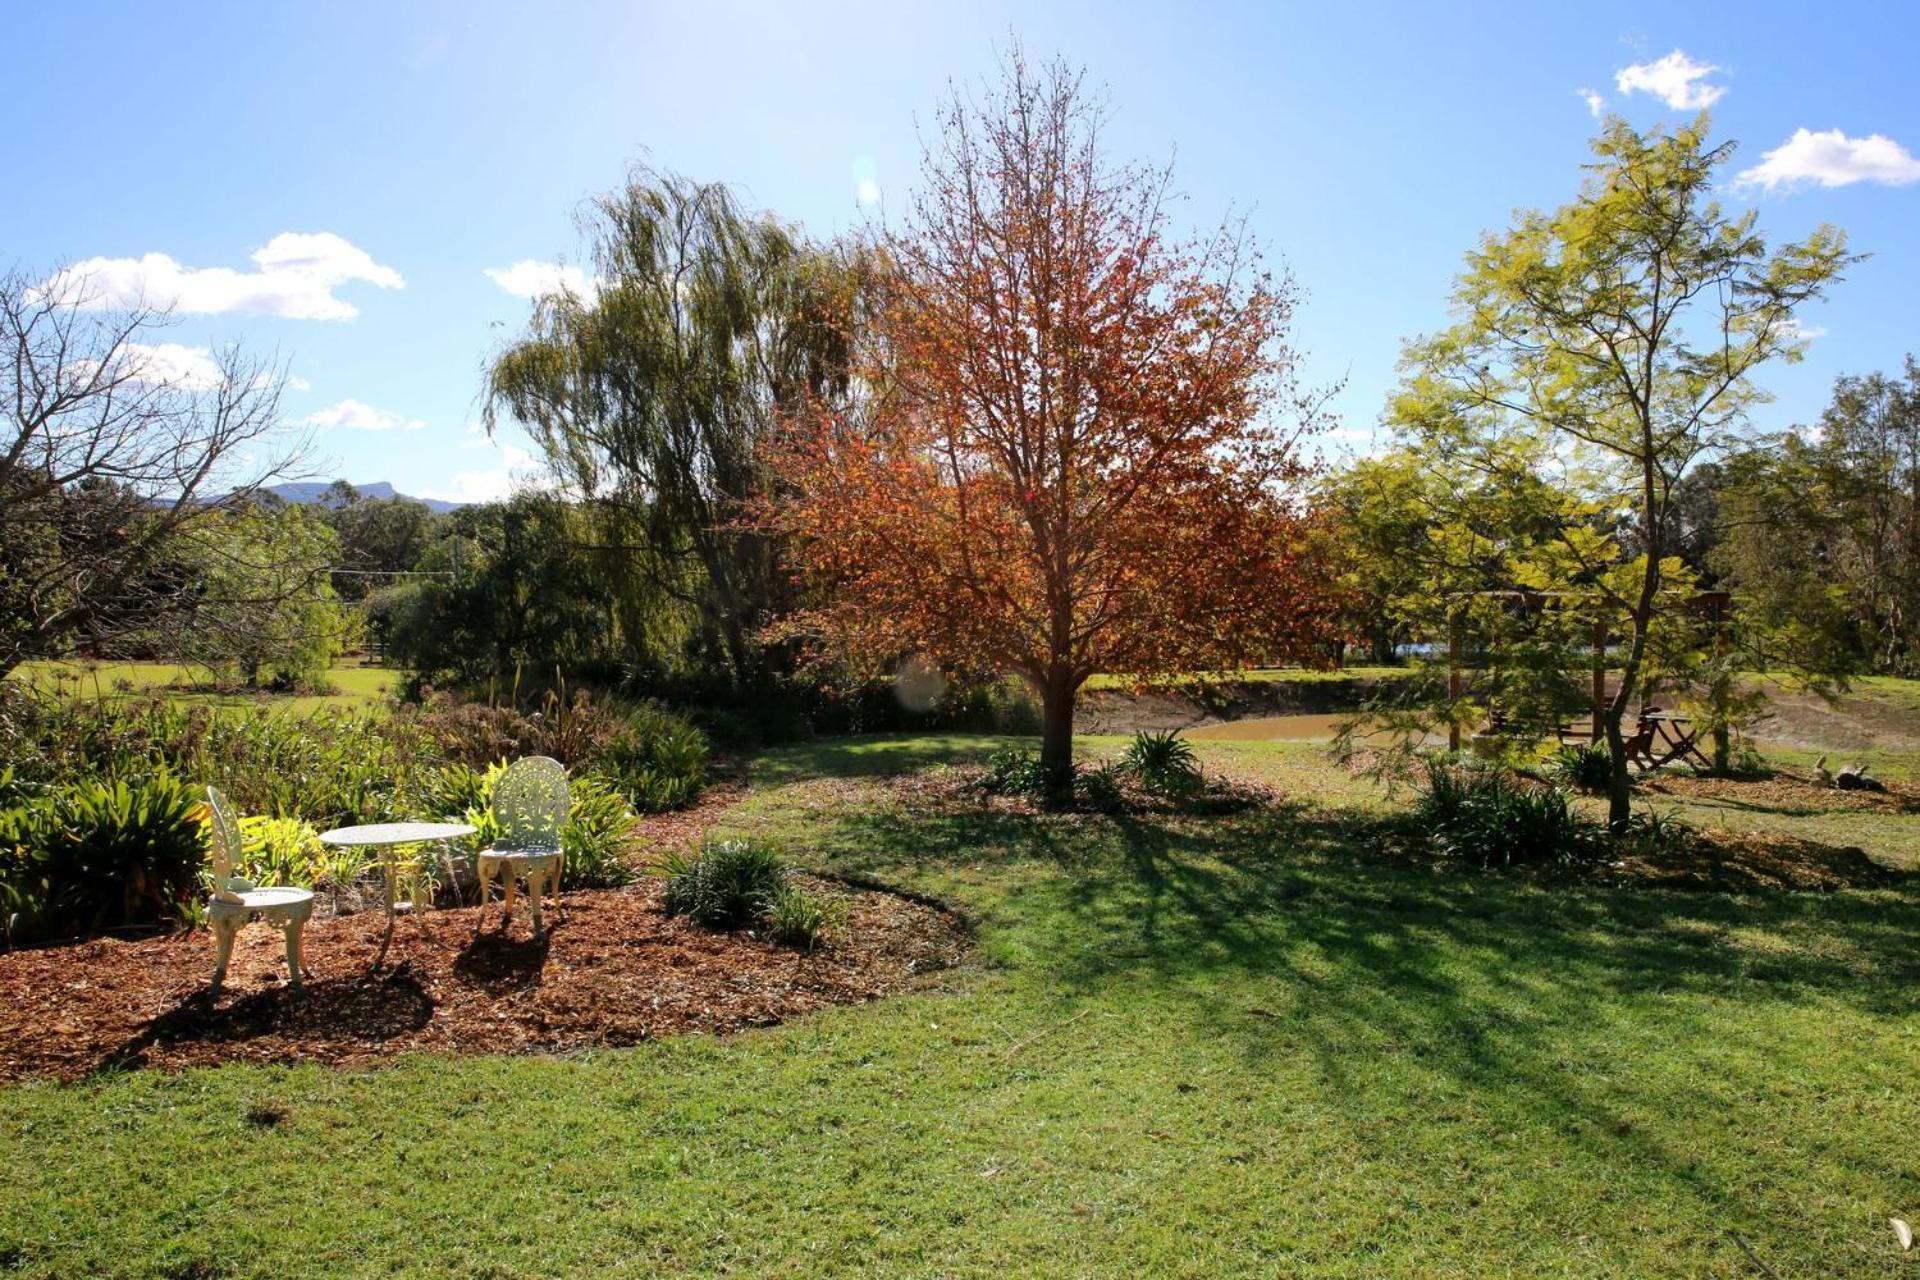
1785;673;1920;715
1;734;1914;1277
13;660;400;714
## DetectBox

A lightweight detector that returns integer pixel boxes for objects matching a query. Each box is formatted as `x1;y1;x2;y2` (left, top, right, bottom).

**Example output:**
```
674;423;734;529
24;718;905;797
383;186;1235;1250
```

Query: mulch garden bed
1640;767;1920;814
630;775;755;852
0;876;970;1083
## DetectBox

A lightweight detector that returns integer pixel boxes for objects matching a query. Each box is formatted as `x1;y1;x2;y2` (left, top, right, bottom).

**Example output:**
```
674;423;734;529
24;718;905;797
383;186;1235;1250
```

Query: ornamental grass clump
1416;762;1606;869
594;703;709;813
661;838;837;949
662;839;787;930
1550;742;1614;794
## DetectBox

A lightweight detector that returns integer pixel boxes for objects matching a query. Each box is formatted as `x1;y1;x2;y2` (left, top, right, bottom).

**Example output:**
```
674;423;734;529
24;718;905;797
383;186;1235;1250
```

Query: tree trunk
1601;709;1633;833
1038;672;1076;805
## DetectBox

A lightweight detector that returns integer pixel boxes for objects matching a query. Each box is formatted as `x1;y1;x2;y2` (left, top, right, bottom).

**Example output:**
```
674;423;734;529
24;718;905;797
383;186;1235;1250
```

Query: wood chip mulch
629;777;754;854
0;876;970;1083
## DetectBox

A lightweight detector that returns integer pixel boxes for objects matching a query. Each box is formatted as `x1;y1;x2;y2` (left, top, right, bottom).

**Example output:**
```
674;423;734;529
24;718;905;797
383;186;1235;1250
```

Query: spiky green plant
1120;730;1203;797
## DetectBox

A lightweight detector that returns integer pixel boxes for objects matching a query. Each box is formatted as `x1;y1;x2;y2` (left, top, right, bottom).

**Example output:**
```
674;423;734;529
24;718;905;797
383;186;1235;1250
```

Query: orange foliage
762;54;1340;767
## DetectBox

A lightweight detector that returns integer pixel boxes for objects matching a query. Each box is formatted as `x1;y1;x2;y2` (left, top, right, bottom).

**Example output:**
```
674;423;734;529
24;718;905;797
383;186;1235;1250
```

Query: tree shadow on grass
751;734;1015;788
1029;800;1918;1257
816;792;1917;1205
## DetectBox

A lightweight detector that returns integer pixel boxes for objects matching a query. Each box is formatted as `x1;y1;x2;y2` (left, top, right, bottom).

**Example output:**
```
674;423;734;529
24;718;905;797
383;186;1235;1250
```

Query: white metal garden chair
474;756;570;937
204;786;315;993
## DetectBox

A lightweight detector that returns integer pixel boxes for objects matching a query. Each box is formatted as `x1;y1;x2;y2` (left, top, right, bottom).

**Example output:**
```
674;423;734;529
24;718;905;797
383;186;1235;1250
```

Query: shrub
593;703;708;813
423;761;491;821
767;883;838;952
1074;762;1127;812
0;801;60;946
0;688;436;830
234;815;325;887
661;838;787;930
1416;762;1605;868
1550;743;1614;794
1120;730;1204;797
558;776;638;887
978;747;1051;796
315;842;374;911
0;774;209;942
402;686;624;769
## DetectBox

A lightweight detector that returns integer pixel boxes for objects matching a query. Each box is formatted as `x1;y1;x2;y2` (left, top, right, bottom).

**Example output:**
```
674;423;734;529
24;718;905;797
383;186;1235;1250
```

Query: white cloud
1614;50;1727;110
302;398;426;432
247;369;311;393
34;232;403;320
117;342;226;390
1577;87;1605;119
1736;127;1920;191
1780;317;1829;341
484;260;596;300
856;178;881;206
421;443;540;504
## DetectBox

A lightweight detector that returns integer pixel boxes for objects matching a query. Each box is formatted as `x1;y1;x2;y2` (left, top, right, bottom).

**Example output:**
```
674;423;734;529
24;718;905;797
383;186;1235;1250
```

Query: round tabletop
318;821;477;847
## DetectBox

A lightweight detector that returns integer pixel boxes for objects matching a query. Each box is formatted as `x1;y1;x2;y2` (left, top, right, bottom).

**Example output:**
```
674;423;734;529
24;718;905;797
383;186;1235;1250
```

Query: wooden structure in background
1444;589;1732;756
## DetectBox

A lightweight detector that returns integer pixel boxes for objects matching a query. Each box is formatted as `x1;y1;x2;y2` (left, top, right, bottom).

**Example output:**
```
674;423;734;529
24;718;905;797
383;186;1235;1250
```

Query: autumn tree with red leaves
765;54;1338;788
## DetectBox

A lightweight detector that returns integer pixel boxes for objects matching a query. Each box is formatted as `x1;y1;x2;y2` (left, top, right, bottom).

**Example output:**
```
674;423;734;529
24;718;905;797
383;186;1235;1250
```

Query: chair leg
210;913;241;993
529;866;547;938
501;868;518;928
472;859;490;933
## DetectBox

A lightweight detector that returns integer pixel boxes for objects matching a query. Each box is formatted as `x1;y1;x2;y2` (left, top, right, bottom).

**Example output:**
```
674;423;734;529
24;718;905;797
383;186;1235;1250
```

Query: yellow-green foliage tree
178;503;347;689
1390;116;1854;830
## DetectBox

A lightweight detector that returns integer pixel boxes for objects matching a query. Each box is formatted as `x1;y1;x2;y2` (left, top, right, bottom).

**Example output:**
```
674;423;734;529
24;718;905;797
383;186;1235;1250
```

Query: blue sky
7;1;1918;502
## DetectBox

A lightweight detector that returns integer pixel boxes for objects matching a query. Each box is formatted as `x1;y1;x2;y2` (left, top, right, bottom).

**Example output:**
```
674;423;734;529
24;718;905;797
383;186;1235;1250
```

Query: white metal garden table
317;821;476;968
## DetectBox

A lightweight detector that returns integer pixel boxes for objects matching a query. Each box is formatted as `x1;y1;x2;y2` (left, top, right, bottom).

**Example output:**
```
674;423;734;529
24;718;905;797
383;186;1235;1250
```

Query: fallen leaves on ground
1641;767;1920;815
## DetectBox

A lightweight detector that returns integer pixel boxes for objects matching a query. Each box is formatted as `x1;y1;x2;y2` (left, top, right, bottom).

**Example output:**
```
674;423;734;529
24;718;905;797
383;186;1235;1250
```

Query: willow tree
765;54;1337;792
1391;116;1854;830
485;168;870;688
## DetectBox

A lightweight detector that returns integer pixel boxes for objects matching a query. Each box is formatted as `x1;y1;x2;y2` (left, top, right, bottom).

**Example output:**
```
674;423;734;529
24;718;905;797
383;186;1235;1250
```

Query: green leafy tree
1714;359;1920;675
175;503;347;688
1322;444;1573;666
322;491;440;603
374;493;615;689
1391;116;1853;829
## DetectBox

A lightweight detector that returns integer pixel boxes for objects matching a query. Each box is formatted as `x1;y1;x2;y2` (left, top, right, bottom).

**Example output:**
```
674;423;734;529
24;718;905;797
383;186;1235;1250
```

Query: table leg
375;848;397;970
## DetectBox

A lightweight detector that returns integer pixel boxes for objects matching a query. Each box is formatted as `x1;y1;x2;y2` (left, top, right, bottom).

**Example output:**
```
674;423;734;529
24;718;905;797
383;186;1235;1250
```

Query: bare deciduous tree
1;267;307;679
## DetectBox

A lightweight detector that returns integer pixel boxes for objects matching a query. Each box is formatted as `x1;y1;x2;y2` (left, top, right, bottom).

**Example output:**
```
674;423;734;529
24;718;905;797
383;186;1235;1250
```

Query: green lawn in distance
12;660;400;715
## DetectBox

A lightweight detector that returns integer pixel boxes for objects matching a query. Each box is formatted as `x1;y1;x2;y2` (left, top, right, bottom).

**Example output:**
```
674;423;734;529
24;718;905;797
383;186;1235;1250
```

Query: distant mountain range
255;481;463;514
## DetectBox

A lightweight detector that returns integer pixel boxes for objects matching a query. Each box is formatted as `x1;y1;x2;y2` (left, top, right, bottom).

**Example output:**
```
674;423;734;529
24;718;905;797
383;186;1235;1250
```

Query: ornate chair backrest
205;786;248;902
493;756;569;853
